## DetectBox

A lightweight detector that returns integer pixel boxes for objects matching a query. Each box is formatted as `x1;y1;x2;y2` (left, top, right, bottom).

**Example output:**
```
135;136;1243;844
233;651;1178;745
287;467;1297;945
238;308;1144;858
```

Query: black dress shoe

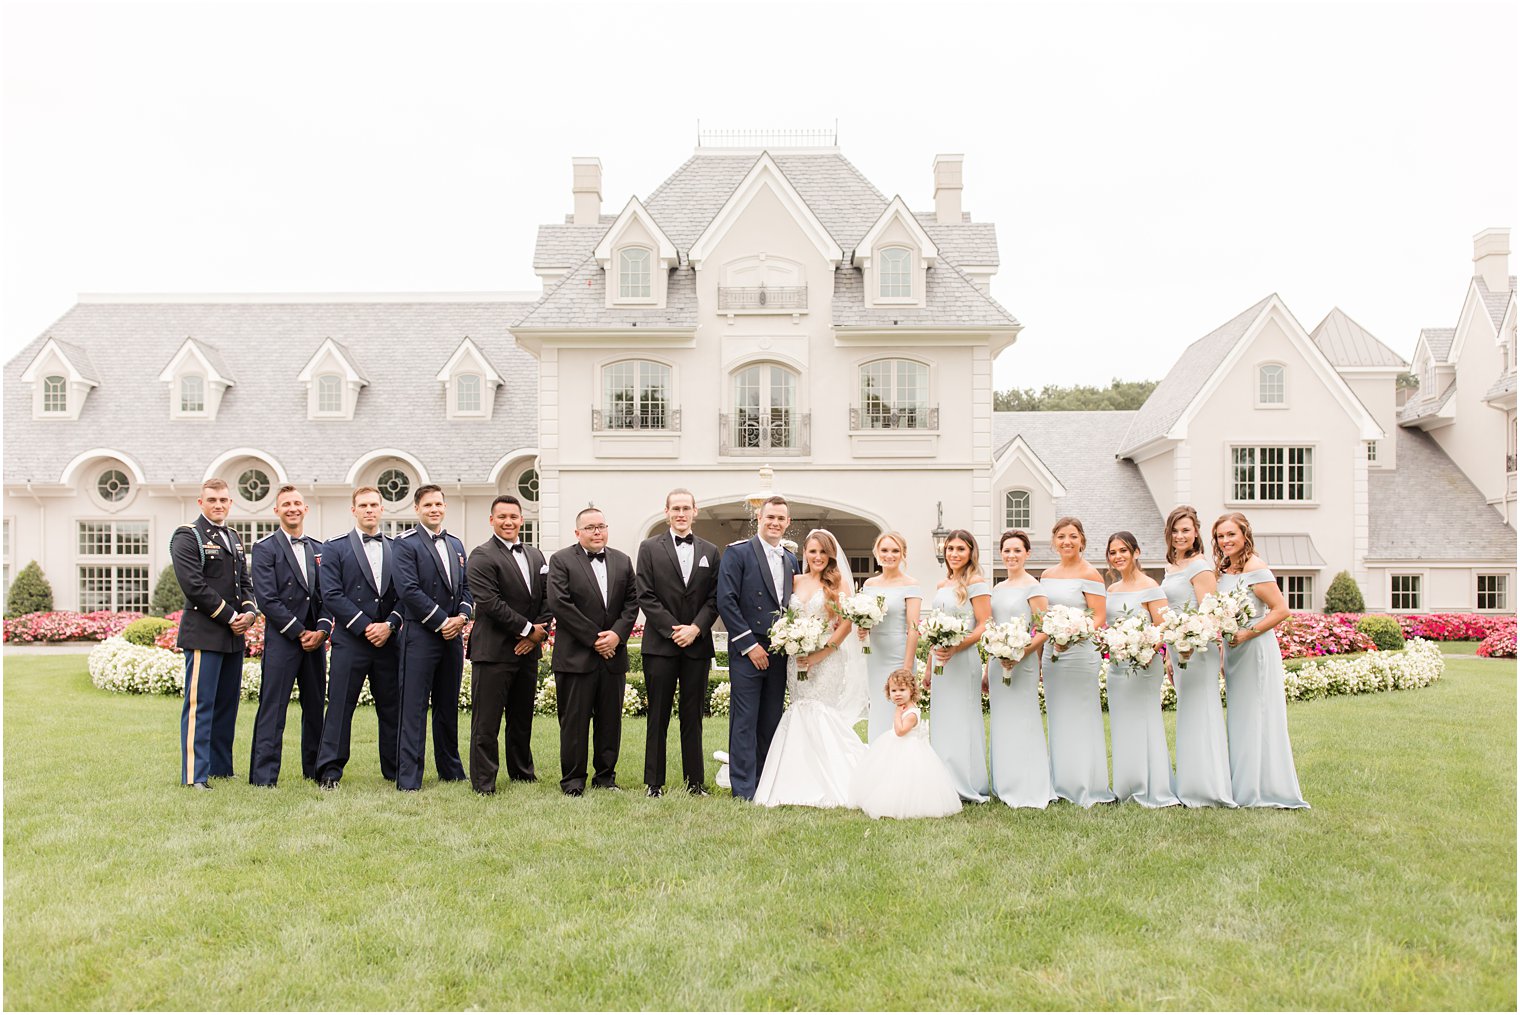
318;778;338;791
646;786;663;798
475;788;496;796
688;785;711;797
563;788;584;797
189;781;212;791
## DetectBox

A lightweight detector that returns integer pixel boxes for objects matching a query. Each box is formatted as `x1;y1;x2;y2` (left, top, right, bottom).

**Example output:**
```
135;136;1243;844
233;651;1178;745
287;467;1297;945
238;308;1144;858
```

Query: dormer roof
853;196;938;268
297;337;369;385
593;197;678;269
434;336;503;384
20;337;100;386
156;337;235;386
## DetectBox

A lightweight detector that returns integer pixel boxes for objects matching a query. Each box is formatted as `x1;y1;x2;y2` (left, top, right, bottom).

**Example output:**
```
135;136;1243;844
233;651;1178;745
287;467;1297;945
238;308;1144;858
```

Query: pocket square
698;556;710;567
539;564;550;574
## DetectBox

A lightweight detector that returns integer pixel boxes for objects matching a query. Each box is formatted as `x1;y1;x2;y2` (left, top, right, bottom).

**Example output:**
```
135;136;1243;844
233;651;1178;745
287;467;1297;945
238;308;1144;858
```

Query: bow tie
586;550;607;563
674;534;694;546
431;533;448;543
361;533;383;544
289;536;306;547
210;524;229;537
506;542;525;554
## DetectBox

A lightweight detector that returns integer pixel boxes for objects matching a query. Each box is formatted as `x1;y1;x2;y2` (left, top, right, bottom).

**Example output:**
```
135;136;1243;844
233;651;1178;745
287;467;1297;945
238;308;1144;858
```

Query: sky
1;0;1516;390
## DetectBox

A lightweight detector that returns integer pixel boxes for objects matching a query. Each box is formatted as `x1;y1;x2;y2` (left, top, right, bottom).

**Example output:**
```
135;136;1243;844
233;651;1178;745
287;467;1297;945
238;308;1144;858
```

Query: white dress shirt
424;526;453;587
671;528;694;583
358;528;384;590
285;529;309;587
589;551;609;607
495;535;536;636
764;539;786;603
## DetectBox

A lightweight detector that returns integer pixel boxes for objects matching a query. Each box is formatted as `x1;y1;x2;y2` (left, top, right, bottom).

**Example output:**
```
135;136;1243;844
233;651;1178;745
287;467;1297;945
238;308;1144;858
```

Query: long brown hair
1211;512;1257;574
804;529;844;605
1164;505;1205;564
1104;531;1143;584
942;528;981;604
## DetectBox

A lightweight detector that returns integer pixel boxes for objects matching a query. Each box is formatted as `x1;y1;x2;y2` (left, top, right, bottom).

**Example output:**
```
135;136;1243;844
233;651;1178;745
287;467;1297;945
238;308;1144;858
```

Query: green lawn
4;655;1515;1010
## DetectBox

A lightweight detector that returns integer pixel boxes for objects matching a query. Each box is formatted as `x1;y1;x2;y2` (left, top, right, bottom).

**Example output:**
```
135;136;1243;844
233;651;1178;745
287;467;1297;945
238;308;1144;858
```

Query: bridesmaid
926;529;992;803
1103;532;1180;808
1161;505;1235;807
1212;511;1309;809
858;531;922;743
987;530;1055;809
1039;517;1116;807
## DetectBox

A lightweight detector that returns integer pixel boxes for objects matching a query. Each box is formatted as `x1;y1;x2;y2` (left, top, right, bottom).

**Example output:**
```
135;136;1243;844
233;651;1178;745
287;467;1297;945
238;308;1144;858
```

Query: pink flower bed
155;611;266;658
1278;612;1377;660
1326;612;1514;641
2;611;143;643
1476;619;1517;659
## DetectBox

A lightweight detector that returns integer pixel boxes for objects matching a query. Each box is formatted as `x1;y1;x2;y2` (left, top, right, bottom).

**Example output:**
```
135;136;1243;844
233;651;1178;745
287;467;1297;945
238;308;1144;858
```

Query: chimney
572;157;602;226
1473;227;1510;293
933;154;963;225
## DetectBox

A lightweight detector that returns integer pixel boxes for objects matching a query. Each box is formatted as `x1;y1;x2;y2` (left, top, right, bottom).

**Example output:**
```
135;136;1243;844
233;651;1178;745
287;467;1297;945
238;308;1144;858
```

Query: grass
4;654;1516;1010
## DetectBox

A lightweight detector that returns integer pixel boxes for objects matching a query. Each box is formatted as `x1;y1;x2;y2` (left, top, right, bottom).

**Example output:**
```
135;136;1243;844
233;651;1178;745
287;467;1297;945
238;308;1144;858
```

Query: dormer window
179;375;206;414
619;248;651;299
435;337;503;420
456;373;482;413
853;196;937;310
879;247;913;298
159;338;234;420
42;376;67;414
594;197;677;309
23;338;100;420
317;374;343;415
298;338;368;421
1257;364;1286;406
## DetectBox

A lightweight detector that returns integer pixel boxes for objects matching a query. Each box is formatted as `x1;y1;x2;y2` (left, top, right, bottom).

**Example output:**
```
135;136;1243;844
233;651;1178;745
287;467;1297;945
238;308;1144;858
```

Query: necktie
587;550;607;563
362;533;382;544
212;526;232;552
674;534;694;546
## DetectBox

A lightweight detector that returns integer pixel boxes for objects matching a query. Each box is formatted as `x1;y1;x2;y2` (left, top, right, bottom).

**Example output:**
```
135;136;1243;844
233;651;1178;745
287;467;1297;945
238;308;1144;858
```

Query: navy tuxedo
249;531;327;785
393;525;475;791
313;529;404;785
714;536;797;799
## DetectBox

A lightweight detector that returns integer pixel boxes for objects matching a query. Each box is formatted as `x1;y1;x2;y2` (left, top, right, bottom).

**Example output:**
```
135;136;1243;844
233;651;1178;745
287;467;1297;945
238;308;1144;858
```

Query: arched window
619;248;651;299
879;247;912;298
179;375;206;414
602;360;670;430
731;363;799;451
1258;364;1285;405
317;374;343;414
858;359;929;428
516;468;539;502
1004;490;1031;529
456;373;482;413
42;375;67;414
377;467;411;504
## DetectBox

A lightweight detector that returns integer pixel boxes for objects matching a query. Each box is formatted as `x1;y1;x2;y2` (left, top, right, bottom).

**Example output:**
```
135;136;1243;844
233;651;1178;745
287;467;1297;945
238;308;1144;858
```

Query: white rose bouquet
1157;602;1219;668
835;591;887;654
1040;605;1096;657
1099;609;1163;671
768;606;829;680
1200;587;1257;645
917;609;970;676
979;621;1035;685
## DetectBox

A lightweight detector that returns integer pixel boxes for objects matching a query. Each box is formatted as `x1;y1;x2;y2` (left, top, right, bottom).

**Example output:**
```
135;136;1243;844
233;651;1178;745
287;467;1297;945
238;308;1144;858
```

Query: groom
715;495;796;800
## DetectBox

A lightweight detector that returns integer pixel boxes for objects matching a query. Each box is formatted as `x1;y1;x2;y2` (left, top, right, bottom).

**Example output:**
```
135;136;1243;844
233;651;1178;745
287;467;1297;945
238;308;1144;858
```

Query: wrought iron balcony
591;407;681;432
720;411;810;455
717;283;808;311
849;404;939;430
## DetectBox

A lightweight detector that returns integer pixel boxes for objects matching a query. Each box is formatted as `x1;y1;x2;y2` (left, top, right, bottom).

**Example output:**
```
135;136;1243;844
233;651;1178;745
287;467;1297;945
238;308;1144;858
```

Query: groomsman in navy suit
715;495;796;800
248;484;327;785
393;484;475;791
313;486;404;789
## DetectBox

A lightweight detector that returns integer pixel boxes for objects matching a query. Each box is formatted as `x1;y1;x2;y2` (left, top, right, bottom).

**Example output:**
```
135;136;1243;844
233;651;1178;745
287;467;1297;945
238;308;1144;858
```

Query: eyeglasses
580;524;608;532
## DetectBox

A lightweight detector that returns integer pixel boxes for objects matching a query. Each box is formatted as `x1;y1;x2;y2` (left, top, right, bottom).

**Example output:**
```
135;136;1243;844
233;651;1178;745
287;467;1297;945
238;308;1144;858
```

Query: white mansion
3;140;1515;616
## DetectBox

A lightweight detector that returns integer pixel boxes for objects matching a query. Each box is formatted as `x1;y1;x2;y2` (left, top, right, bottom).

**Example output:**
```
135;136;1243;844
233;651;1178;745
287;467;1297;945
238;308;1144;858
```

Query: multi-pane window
77;520;150;612
619;248;651;299
97;469;131;504
1004;490;1031;529
317;374;343;414
379;519;413;538
1366;440;1378;463
879;247;912;298
859;359;929;428
227;520;279;546
1258;364;1285;405
1390;574;1422;611
602;361;670;430
1478;574;1508;611
456;373;482;413
42;375;67;414
519;521;538;549
1231;446;1313;502
516;468;539;502
377;468;411;504
237;468;271;505
733;364;798;450
1275;574;1314;610
179;375;205;413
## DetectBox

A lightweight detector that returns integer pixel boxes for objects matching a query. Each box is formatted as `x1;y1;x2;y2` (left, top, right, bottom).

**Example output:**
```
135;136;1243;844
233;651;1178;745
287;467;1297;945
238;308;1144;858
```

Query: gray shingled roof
1420;327;1456;362
174;338;234;382
532;222;614;270
832;258;1020;328
1396;378;1456;423
1368;428;1517;560
41;336;101;383
1117;295;1274;456
1476;274;1517;331
3;300;538;485
513;257;699;330
916;215;1000;266
1485;370;1516;403
1311;307;1405;368
992;410;1166;565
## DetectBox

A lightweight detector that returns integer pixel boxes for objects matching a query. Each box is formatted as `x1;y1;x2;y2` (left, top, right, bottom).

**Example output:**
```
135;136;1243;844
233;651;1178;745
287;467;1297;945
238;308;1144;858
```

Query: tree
5;561;54;618
1323;570;1365;614
150;565;185;616
994;377;1159;411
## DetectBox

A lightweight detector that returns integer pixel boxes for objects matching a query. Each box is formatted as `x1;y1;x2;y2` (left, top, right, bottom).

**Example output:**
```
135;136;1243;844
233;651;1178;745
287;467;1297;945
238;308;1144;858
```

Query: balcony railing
717;284;808;311
592;407;681;432
849;404;939;430
720;411;810;455
1507;453;1517;474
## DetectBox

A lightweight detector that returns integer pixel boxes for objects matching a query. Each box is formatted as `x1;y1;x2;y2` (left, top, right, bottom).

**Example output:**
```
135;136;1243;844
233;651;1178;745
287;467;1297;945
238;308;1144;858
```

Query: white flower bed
1282;637;1444;700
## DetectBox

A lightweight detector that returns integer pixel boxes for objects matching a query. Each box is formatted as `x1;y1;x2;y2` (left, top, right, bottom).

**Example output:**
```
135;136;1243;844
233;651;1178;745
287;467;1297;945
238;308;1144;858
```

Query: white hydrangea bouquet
1040;605;1096;657
768;605;829;680
835;591;887;654
1100;609;1163;672
1200;587;1257;645
917;609;970;676
1157;602;1218;668
979;621;1035;684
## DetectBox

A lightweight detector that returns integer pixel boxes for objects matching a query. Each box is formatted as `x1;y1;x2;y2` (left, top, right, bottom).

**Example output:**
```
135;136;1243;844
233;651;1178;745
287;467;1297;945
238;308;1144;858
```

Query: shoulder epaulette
170;523;206;564
397;529;417;539
727;538;749;547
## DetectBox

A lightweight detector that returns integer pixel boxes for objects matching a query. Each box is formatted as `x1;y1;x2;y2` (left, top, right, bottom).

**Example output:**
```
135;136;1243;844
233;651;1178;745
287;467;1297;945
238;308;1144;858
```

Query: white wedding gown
754;590;868;808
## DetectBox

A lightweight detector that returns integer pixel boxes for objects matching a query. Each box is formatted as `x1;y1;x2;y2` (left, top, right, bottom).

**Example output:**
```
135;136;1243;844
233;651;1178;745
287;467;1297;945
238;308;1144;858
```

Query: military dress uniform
170;514;257;786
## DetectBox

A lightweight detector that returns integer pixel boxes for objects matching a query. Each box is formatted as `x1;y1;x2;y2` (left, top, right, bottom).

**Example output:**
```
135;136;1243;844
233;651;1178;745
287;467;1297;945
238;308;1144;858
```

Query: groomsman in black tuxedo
393;484;475;792
546;506;640;795
248;484;327;786
635;488;720;796
465;494;552;794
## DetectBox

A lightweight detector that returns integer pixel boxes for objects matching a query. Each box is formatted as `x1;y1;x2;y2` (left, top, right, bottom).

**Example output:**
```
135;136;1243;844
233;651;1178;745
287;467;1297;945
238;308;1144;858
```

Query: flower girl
847;669;963;820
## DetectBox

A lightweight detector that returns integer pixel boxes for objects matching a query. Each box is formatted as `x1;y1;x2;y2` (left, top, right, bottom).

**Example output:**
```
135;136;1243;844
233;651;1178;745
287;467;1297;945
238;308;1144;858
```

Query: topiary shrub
5;561;53;618
1323;570;1365;614
122;616;175;647
1355;615;1405;652
150;566;184;616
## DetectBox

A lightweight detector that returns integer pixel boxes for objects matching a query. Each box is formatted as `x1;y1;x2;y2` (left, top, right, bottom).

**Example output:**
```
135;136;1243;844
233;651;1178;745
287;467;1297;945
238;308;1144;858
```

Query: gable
854;196;937;268
592;197;677;269
687;153;843;269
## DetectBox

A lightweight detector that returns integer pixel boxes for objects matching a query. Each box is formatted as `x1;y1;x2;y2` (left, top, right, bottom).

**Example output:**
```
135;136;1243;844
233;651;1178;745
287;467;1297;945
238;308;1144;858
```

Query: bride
753;529;869;808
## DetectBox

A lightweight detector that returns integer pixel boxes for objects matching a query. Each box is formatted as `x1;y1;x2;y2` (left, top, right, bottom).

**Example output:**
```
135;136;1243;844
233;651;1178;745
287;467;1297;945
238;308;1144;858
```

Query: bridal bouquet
979;621;1035;684
768;606;829;681
835;592;887;654
1040;605;1096;656
1199;587;1257;644
1157;602;1218;667
917;610;970;676
1100;610;1163;671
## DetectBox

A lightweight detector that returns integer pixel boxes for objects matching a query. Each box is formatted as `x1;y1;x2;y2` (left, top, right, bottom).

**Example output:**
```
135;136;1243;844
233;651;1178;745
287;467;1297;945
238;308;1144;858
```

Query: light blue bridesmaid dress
1217;568;1309;809
988;581;1055;809
1105;586;1181;808
928;581;991;802
1039;578;1116;807
1161;557;1235;807
863;584;922;743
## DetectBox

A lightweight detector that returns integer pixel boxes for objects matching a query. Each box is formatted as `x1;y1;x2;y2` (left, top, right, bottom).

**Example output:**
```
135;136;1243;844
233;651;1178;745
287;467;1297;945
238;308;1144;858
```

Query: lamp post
932;501;949;564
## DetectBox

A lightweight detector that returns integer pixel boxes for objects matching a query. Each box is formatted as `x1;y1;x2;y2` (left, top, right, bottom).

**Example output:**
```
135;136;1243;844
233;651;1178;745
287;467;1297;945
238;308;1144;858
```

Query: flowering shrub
534;675;557;716
152;612;266;658
709;681;731;717
3;610;143;643
1282;638;1444;700
1476;620;1516;659
1396;613;1511;641
1277;613;1377;659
